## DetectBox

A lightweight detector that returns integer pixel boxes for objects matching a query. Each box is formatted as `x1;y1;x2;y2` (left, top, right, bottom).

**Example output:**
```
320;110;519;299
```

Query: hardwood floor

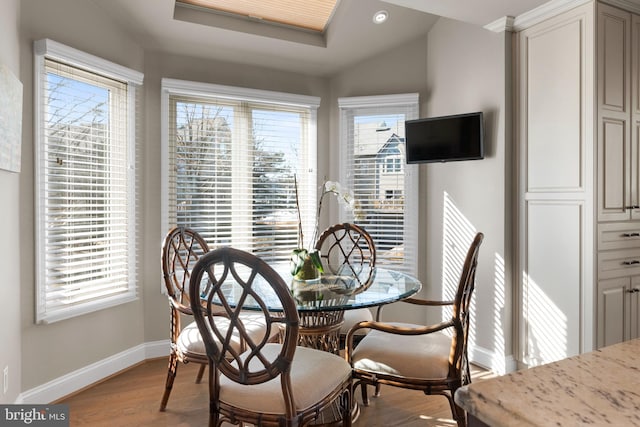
57;358;494;426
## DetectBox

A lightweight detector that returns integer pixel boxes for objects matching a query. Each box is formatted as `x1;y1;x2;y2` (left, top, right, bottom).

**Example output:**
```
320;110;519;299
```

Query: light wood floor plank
57;358;492;426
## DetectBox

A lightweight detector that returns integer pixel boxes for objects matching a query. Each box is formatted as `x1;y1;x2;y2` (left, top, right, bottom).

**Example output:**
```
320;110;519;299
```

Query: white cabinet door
597;276;640;348
517;3;594;365
632;14;640;220
631;276;640;340
598;277;629;348
598;4;634;221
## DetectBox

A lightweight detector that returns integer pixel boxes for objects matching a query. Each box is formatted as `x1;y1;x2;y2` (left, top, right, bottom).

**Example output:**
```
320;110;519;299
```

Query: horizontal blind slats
168;94;316;264
37;55;136;322
341;100;418;274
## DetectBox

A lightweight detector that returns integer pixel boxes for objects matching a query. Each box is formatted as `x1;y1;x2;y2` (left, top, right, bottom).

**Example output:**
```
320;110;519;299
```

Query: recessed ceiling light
373;10;388;24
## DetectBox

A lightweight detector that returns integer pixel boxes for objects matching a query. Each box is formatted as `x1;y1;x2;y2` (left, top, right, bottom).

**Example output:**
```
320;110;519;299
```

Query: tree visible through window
339;94;419;274
34;39;142;323
162;81;319;268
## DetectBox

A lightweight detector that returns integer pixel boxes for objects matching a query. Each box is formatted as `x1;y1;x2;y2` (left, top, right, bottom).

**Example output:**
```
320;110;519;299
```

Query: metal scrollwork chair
314;223;376;347
159;227;276;411
345;232;484;427
189;247;353;427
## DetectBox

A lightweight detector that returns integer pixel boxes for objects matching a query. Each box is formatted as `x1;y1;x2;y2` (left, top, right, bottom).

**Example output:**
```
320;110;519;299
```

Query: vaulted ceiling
90;0;551;76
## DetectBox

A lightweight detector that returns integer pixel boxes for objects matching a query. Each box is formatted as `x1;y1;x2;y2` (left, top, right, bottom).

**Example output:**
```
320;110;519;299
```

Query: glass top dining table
214;265;422;354
217;265;422;313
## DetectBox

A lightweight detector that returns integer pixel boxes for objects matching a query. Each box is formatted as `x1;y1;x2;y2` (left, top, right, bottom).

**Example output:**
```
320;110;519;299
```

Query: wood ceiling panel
176;0;338;32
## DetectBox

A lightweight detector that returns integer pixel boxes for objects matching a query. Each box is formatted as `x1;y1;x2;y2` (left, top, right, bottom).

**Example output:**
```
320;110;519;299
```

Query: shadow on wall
522;272;568;365
441;191;508;374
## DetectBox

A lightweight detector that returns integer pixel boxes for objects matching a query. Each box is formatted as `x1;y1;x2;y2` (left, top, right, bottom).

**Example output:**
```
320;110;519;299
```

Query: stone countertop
455;339;640;426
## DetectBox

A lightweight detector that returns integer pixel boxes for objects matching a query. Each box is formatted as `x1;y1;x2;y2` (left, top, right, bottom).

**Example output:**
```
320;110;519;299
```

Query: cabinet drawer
598;223;640;251
598;248;640;279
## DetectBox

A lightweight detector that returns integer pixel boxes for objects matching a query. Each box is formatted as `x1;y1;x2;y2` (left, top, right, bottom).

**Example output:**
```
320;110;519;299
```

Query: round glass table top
212;266;422;312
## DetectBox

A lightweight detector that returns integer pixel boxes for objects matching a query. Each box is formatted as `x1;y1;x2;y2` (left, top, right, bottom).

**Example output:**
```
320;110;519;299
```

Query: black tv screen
405;112;484;163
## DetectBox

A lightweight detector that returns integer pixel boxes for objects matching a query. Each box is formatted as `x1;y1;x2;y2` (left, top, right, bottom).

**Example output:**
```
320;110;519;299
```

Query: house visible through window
34;39;143;323
161;79;319;269
338;94;419;274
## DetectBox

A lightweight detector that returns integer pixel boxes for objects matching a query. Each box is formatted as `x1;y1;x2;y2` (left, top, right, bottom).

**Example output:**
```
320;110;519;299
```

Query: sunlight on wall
523;272;568;365
442;192;477;342
492;254;506;374
443;192;511;373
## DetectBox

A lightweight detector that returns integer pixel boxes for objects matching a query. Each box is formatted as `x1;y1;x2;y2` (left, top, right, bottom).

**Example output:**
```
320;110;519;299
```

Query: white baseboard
16;340;169;404
470;344;517;375
15;340;516;404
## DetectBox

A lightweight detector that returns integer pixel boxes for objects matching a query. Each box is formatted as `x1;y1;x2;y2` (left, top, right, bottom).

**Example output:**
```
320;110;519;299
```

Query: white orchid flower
295;176;363;268
324;180;340;194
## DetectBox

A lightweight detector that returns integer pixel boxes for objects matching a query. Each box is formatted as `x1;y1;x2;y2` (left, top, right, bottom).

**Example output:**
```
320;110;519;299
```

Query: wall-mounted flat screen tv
405;112;484;163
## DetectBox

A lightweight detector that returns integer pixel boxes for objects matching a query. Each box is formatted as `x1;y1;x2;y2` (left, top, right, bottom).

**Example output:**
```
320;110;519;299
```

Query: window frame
338;93;419;275
160;78;320;276
34;39;143;324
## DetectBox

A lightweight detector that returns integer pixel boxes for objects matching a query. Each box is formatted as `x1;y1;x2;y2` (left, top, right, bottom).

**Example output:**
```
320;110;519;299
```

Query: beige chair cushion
352;322;452;379
219;343;351;414
177;312;278;356
340;308;373;335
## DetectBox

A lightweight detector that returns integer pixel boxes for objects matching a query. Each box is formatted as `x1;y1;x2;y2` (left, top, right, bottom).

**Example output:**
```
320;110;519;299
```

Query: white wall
425;18;513;372
0;0;22;405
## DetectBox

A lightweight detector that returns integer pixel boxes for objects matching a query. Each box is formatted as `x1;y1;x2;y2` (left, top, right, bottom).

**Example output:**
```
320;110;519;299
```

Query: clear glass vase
294;254;320;281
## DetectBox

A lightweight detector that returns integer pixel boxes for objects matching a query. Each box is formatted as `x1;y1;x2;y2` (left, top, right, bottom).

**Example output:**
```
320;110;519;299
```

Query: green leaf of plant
309;250;324;273
290;248;308;275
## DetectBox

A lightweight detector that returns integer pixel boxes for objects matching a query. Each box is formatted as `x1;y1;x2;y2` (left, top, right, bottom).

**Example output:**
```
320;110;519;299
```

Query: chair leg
342;388;352;427
374;383;381;397
360;382;370;406
444;392;467;427
453;404;467;427
160;353;178;411
195;364;206;383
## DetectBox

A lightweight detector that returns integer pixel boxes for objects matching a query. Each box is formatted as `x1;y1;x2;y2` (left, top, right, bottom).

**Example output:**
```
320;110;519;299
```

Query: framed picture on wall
0;64;23;173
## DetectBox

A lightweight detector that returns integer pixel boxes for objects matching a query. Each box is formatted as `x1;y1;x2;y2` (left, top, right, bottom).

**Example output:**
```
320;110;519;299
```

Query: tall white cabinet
516;3;595;367
596;3;640;348
517;1;640;366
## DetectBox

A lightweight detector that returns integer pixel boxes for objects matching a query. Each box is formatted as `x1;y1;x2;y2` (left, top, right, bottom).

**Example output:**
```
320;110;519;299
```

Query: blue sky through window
46;73;109;127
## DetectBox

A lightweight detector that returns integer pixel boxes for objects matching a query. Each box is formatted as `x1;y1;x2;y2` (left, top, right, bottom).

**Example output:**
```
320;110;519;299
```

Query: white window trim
338;93;419;275
34;39;142;324
160;78;321;243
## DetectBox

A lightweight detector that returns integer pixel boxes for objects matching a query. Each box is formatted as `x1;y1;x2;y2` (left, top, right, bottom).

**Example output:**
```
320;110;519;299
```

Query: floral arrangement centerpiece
291;176;359;281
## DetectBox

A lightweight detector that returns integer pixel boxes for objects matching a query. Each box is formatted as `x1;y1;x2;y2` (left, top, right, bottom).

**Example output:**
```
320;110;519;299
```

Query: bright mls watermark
0;405;68;426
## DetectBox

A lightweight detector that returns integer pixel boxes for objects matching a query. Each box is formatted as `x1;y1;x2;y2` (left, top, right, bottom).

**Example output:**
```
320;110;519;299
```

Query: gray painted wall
425;18;513;368
0;0;22;405
18;0;146;390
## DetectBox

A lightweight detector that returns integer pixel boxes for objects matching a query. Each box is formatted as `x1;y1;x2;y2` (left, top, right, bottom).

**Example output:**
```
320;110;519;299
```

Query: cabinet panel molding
598;277;628;347
598;221;640;250
600;6;629;112
597;3;634;223
525;19;584;193
598;118;629;220
598;247;640;278
524;201;583;363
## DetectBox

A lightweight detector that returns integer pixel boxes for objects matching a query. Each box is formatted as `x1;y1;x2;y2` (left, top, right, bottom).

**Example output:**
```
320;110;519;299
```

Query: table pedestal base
298;310;344;354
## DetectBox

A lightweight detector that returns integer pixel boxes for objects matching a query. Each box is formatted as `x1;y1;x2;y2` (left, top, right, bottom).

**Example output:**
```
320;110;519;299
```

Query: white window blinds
338;94;419;274
161;79;319;269
34;39;143;323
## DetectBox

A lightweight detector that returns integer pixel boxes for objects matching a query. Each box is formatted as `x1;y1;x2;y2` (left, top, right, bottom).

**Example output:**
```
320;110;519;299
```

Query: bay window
161;79;319;268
